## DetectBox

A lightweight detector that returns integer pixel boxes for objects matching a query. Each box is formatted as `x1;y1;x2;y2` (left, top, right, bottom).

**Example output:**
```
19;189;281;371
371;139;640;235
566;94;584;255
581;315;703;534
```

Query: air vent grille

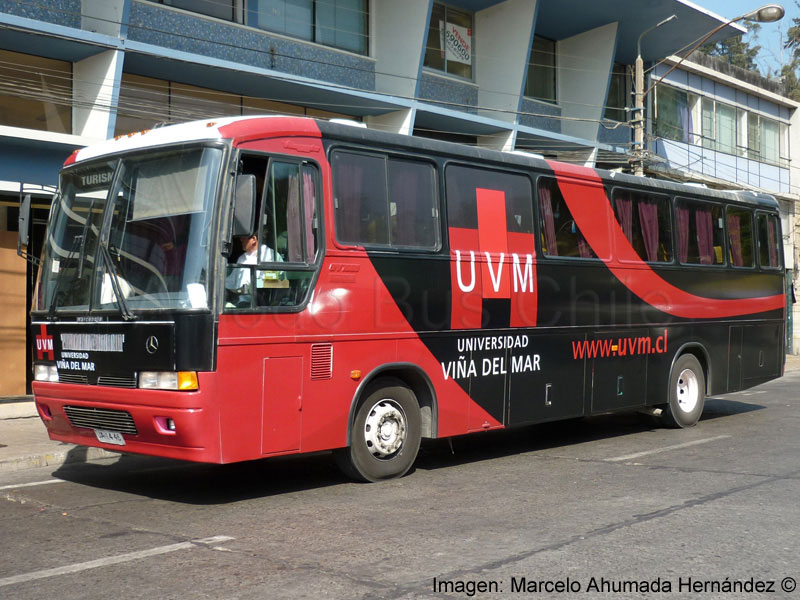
97;376;138;389
58;373;88;385
64;406;138;435
310;343;333;380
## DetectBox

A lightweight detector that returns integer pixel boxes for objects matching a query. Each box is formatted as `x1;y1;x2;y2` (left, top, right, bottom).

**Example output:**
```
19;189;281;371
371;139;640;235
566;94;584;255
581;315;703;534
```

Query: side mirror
18;194;31;248
232;174;256;237
17;193;41;266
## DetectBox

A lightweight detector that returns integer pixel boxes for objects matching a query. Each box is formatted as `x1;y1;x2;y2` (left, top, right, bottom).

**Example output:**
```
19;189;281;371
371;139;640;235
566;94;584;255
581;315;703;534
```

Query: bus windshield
37;146;223;314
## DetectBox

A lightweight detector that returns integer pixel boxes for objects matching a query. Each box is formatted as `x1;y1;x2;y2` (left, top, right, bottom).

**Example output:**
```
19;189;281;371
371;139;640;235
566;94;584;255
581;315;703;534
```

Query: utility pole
633;15;677;177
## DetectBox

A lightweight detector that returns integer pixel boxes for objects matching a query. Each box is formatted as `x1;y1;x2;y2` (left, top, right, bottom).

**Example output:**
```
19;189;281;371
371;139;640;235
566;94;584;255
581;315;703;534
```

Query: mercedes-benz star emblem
145;335;159;354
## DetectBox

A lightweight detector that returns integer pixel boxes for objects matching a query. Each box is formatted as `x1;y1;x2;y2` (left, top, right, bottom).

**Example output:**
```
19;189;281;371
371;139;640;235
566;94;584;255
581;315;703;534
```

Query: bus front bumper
32;378;221;463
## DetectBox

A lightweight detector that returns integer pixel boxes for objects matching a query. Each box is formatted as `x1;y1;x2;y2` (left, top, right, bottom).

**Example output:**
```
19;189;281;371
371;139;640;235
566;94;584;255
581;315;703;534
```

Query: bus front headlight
34;364;59;382
139;371;198;390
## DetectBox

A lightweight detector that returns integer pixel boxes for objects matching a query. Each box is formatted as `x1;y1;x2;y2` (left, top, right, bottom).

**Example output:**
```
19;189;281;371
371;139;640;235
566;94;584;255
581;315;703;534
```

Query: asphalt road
1;371;799;600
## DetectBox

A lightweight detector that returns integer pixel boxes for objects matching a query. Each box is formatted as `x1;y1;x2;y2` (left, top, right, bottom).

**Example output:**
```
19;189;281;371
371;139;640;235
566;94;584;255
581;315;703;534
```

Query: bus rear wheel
660;354;705;428
335;378;421;482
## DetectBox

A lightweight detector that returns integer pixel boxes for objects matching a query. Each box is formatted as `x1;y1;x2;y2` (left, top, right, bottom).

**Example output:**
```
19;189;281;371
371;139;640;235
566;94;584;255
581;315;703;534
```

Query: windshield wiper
99;242;135;321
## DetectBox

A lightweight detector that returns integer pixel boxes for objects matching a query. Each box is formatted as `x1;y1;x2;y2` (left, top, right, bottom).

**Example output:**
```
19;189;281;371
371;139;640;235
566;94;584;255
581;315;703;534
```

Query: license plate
94;429;126;446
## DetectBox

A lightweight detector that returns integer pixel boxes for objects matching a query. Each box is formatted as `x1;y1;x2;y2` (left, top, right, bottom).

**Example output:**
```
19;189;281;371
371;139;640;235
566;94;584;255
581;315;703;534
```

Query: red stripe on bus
476;188;511;299
218;116;323;144
547;161;784;319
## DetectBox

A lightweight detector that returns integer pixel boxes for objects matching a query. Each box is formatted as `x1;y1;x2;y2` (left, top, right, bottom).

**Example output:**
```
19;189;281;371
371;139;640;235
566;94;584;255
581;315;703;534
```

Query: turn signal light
178;371;199;390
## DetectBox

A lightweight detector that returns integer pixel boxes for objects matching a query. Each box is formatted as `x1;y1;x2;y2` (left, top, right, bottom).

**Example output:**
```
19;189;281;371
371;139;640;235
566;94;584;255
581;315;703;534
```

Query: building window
525;36;556;103
114;73;356;135
156;0;235;21
699;96;714;148
654;85;688;143
715;101;736;155
655;84;789;168
246;0;369;54
0;50;72;134
605;63;629;122
760;116;780;164
424;3;474;79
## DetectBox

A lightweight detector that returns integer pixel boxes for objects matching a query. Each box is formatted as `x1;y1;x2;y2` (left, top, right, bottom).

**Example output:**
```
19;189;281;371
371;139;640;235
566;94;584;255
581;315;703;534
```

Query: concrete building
0;0;795;394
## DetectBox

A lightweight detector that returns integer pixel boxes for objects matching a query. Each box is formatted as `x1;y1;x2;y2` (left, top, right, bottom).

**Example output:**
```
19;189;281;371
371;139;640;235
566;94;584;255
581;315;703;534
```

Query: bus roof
66;115;779;211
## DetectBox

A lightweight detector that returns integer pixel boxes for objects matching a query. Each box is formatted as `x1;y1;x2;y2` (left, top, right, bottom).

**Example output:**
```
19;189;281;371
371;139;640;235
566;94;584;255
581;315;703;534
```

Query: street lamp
632;3;786;177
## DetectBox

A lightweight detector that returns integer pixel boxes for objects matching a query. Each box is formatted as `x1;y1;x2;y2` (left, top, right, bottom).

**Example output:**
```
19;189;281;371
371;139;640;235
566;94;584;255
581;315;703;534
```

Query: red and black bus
21;116;786;481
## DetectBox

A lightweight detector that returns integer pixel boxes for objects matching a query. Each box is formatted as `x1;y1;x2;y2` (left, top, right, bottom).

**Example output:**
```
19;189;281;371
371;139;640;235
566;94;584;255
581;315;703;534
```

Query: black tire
660;354;705;428
334;378;421;482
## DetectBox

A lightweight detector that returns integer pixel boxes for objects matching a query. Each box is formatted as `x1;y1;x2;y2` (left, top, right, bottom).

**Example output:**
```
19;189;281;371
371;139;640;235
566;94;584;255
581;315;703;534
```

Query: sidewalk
2;355;800;474
0;415;118;473
0;398;118;473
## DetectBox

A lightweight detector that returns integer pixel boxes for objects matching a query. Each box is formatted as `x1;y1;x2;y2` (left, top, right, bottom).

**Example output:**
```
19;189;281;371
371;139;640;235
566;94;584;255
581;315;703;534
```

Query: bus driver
226;234;283;293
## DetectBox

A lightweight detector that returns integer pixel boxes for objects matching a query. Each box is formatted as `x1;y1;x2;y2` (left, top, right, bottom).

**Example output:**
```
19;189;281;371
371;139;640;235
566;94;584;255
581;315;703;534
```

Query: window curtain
728;213;743;266
680;103;691;144
389;161;418;246
286;173;302;262
676;205;690;263
335;158;363;242
302;169;316;260
768;218;779;267
696;208;714;265
615;194;633;243
578;236;592;259
538;184;557;255
638;199;659;262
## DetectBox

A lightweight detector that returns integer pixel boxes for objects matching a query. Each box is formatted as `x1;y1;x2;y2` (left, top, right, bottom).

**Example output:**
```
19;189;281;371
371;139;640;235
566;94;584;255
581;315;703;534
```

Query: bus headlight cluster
139;371;198;391
34;364;59;382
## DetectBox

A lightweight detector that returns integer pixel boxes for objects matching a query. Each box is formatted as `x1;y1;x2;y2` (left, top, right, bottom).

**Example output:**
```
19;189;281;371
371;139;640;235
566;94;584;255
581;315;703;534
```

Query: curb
0;397;37;420
0;445;119;474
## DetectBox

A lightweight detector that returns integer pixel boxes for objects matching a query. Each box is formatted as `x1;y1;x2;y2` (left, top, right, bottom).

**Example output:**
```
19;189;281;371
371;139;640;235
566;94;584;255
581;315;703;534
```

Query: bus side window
537;177;596;259
757;213;781;269
334;151;389;245
675;199;724;265
388;159;438;248
726;206;755;268
334;150;439;250
446;165;532;236
612;189;672;262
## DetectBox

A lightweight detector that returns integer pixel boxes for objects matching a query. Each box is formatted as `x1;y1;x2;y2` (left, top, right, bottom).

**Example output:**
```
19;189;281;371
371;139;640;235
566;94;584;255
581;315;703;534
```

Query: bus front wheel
660;354;705;428
335;378;421;482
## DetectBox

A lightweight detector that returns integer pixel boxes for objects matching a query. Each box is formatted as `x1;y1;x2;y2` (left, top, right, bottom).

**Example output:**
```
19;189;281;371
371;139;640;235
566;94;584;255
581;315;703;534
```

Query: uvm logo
35;324;54;360
449;188;538;330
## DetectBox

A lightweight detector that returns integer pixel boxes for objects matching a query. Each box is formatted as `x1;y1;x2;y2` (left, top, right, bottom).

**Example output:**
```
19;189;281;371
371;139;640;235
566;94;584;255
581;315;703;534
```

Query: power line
4;0;638;117
1;0;796;181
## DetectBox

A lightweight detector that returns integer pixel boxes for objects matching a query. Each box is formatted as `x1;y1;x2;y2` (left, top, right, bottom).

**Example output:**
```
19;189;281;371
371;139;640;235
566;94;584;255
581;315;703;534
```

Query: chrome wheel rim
363;399;407;459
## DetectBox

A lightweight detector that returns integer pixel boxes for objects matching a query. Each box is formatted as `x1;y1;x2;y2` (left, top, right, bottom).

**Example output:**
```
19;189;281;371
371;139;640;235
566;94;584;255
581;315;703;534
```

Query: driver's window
225;157;319;310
